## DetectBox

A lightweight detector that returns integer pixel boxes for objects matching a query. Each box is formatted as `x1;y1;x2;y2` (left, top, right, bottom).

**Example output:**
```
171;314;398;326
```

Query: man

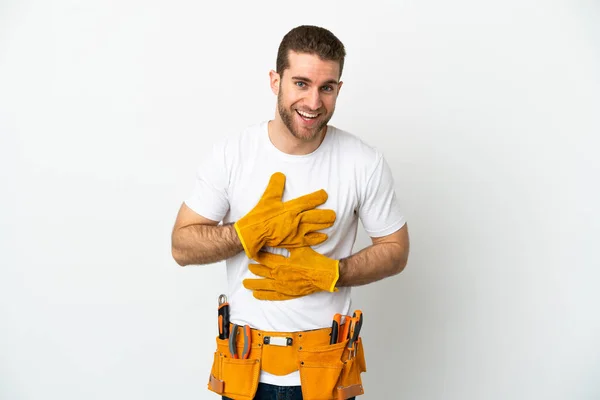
171;25;409;400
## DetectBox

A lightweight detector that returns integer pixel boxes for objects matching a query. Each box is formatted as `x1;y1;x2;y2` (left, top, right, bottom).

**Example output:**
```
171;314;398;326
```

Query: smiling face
270;51;343;142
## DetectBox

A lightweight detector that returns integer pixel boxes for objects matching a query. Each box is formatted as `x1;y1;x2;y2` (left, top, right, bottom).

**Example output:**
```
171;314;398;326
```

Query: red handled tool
347;310;363;359
339;315;351;343
330;313;342;344
229;324;251;359
218;294;230;340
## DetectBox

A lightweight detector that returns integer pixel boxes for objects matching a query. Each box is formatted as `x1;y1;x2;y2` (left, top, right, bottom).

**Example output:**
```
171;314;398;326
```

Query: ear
337;81;343;95
269;70;281;95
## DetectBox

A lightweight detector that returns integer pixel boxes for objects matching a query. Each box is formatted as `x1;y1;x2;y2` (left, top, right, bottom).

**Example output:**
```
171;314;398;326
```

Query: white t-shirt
185;120;405;386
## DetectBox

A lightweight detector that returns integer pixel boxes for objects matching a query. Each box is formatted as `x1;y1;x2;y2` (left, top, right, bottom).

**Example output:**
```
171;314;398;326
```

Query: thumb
248;263;274;278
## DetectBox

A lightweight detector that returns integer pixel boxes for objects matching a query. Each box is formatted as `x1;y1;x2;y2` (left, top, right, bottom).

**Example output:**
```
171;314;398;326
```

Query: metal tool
347;310;363;359
330;313;342;345
218;294;230;340
229;324;251;359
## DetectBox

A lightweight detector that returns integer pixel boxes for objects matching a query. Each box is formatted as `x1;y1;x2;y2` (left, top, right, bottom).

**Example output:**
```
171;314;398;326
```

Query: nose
305;87;322;111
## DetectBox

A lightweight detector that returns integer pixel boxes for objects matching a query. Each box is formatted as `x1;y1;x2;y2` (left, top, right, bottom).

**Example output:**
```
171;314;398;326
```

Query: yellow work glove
242;247;340;301
234;172;336;260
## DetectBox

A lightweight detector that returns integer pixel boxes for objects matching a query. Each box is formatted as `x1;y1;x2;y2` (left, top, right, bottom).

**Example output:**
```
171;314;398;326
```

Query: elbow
171;228;190;266
392;224;409;275
171;247;187;267
393;257;408;275
392;245;409;276
171;235;189;267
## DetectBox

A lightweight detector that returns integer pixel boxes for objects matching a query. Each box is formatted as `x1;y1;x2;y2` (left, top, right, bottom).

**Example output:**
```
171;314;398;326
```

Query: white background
1;0;599;399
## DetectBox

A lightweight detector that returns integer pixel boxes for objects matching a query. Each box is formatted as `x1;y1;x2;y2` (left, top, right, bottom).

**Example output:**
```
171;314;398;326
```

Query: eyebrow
291;76;339;86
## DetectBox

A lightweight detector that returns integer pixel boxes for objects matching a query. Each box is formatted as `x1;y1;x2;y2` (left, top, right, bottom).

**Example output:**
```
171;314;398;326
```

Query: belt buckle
263;336;293;346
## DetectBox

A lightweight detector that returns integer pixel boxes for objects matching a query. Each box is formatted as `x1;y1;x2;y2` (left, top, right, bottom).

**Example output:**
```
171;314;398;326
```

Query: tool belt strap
250;325;332;348
212;323;366;400
225;324;335;376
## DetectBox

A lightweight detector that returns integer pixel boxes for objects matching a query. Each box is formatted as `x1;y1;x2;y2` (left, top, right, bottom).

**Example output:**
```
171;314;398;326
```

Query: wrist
335;258;347;287
329;259;341;292
230;223;246;250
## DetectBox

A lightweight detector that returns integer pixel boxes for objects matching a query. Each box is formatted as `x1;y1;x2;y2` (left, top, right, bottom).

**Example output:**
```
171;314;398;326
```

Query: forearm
171;223;243;266
336;241;408;287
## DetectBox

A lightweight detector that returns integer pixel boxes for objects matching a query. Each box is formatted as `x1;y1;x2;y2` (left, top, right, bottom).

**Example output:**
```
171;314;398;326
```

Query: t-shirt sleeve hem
183;199;225;223
364;218;406;238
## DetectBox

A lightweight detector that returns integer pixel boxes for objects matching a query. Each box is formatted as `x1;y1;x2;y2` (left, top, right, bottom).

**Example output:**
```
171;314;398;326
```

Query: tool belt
207;320;367;400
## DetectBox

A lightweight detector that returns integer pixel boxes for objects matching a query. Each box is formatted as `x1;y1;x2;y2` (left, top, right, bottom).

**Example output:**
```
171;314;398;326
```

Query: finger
287;246;333;265
302;232;328;246
282;232;329;248
247;263;274;278
284;189;328;210
261;172;286;202
243;278;277;292
297;221;335;234
253;290;302;301
298;209;336;224
254;251;289;266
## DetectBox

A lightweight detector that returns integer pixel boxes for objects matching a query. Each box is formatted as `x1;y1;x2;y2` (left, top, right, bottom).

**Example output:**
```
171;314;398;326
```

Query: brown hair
276;25;346;78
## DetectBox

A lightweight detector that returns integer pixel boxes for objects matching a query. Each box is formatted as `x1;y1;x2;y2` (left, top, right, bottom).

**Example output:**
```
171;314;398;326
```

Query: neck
268;117;327;156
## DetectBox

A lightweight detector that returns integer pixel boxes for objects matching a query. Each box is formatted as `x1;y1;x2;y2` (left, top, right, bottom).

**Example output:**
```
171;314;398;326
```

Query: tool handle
339;317;350;343
229;324;239;358
347;310;363;352
241;325;251;359
330;314;341;344
347;318;356;344
353;310;363;337
218;302;230;339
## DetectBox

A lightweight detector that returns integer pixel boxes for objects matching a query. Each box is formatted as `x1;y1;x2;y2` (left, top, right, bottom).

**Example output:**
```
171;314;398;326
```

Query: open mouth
296;109;320;121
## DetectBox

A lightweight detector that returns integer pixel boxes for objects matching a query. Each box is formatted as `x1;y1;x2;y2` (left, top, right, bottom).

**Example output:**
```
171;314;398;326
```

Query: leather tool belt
207;321;366;400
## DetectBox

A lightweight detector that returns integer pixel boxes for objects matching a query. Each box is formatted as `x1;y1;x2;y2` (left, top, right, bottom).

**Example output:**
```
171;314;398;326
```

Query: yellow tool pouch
208;334;263;400
335;337;367;400
207;324;367;400
298;336;367;400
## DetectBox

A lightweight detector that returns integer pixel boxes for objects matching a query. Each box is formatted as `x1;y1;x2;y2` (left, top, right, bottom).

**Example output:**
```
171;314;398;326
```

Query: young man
171;25;409;400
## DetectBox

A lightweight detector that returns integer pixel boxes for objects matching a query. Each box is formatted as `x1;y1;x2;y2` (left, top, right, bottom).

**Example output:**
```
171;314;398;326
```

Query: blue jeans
222;382;355;400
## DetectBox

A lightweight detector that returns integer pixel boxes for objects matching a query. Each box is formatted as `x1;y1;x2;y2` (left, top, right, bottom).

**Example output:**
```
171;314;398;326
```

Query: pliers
228;324;251;359
347;310;363;354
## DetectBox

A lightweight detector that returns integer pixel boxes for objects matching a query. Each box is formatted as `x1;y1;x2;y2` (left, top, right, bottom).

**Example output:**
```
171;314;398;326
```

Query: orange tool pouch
207;321;367;400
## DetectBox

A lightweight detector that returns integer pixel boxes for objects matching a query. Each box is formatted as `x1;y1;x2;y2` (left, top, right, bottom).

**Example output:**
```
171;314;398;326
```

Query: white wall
1;0;599;399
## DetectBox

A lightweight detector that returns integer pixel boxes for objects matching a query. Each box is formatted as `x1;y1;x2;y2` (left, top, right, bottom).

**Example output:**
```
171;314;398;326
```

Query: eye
321;85;334;92
295;81;306;88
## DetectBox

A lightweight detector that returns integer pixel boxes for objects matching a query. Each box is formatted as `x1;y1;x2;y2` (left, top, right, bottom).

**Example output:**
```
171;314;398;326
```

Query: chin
291;127;321;141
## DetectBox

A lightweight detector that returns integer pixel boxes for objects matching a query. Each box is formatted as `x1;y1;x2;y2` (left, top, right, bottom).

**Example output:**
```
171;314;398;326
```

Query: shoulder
327;125;383;168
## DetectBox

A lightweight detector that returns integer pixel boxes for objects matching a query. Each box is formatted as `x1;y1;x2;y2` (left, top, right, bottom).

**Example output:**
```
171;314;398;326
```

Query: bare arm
171;203;244;266
336;224;410;287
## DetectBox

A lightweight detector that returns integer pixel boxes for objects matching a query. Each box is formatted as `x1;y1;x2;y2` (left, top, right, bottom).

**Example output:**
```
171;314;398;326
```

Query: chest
226;161;360;237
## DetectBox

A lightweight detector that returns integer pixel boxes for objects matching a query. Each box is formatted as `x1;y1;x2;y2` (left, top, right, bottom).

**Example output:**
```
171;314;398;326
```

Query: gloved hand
242;247;340;301
234;172;336;260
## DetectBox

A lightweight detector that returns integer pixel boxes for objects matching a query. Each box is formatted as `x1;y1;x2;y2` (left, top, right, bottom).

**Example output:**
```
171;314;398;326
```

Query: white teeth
297;110;318;118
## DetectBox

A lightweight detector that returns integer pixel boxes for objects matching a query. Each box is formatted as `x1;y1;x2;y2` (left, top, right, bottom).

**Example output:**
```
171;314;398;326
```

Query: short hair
276;25;346;78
